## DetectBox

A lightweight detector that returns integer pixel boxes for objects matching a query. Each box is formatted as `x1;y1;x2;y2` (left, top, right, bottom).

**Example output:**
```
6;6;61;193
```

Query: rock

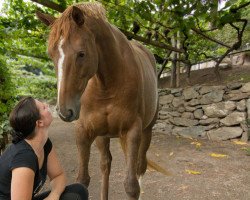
169;117;199;127
158;89;171;96
172;126;207;139
194;109;203;119
240;82;250;93
199;86;225;95
183;87;199;100
240;122;249;142
161;105;173;112
224;92;250;101
153;122;173;134
172;97;185;107
171;88;183;95
207;127;243;141
187;99;200;106
158;115;170;120
185;106;196;112
199;90;224;105
220;112;246;126
236;99;246;111
159;94;174;105
203;101;236;118
181;112;194;119
177;106;186;113
153;122;166;130
169;111;181;117
226;82;242;90
247;99;250;119
201;115;208;120
199;118;220;125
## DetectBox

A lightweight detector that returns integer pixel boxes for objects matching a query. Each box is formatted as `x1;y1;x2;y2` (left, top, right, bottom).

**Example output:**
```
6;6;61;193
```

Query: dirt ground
47;118;250;200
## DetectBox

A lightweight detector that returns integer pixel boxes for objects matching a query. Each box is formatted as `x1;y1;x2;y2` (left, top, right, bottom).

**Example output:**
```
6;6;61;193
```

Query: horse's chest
83;106;134;137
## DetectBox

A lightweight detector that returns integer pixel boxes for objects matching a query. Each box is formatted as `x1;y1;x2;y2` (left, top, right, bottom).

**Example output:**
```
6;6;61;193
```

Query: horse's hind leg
137;127;152;177
123;118;142;200
95;136;112;200
137;127;152;199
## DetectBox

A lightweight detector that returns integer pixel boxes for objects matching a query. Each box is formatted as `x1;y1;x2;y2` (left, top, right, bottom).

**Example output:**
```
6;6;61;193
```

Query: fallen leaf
169;152;174;156
233;141;248;145
191;141;202;148
185;169;201;175
210;153;228;158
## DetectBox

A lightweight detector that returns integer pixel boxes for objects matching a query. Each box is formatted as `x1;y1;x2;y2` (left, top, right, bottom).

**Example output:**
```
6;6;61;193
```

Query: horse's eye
77;51;85;58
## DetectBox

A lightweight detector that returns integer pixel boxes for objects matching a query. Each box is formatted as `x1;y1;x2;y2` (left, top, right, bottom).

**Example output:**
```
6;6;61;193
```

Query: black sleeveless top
0;138;52;200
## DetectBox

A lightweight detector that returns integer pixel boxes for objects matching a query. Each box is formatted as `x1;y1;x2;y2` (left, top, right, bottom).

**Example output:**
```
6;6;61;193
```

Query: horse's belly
141;70;158;128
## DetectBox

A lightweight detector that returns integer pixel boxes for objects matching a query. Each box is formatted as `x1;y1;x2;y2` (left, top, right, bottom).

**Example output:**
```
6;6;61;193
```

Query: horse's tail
147;159;171;176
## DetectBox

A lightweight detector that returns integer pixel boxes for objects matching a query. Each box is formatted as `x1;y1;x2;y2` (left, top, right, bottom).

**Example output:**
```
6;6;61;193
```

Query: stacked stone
154;82;250;141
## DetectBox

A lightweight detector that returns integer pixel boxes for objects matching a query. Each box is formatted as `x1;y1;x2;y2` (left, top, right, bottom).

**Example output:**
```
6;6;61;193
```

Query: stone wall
154;82;250;141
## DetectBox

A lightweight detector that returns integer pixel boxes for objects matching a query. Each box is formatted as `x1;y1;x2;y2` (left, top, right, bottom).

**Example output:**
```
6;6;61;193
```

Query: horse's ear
72;6;85;26
36;11;56;26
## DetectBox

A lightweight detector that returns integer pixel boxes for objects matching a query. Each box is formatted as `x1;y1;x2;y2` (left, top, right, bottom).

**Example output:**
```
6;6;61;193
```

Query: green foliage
0;54;16;148
0;0;58;148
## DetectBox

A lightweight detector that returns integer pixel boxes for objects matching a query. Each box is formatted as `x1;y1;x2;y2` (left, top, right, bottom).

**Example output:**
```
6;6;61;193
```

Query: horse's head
36;6;99;122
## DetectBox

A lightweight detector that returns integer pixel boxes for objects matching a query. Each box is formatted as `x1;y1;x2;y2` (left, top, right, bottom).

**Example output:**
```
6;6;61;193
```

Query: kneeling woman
0;97;88;200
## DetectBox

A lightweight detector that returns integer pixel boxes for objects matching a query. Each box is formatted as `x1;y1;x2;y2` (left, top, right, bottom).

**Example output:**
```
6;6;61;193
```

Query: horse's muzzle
57;107;79;122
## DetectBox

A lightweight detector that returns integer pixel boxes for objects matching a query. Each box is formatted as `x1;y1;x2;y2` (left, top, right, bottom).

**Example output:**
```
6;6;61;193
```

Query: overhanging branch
30;0;65;12
8;49;50;61
192;28;231;48
30;0;184;53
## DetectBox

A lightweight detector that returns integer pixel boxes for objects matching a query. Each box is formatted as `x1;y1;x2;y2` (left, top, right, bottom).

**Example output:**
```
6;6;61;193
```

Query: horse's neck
93;22;136;90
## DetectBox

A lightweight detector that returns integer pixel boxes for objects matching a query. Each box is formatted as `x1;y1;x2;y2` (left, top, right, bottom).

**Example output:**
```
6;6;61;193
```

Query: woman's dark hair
9;97;40;144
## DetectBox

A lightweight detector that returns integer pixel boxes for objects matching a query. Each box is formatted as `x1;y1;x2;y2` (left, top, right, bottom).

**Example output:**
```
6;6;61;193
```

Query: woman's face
35;100;53;127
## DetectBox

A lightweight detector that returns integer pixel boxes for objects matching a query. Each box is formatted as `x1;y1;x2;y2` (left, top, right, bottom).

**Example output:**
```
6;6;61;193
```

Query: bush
0;55;16;152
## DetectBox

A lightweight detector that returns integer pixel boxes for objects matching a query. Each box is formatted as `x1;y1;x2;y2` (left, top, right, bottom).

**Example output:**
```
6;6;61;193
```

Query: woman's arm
45;147;66;200
11;167;35;200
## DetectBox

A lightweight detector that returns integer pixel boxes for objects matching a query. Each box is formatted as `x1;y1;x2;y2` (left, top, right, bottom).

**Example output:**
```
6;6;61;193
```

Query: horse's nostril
58;109;75;122
67;109;73;118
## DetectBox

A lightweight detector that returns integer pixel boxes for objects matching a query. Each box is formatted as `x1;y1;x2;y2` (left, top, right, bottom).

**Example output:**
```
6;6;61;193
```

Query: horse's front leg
95;136;112;200
75;123;95;187
124;118;142;200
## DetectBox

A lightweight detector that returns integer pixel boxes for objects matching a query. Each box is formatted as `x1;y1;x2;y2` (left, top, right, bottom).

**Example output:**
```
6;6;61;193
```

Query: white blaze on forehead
57;38;65;107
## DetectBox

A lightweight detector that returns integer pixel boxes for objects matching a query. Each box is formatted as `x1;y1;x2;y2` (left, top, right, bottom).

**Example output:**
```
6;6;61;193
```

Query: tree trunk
171;59;177;88
185;63;192;85
176;31;180;87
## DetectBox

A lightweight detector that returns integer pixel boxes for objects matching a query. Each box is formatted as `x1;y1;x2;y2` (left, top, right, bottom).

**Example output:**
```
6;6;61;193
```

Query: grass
246;148;250;156
225;73;250;82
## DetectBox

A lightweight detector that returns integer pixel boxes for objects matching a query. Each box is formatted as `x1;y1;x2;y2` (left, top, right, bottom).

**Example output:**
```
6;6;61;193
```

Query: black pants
33;183;88;200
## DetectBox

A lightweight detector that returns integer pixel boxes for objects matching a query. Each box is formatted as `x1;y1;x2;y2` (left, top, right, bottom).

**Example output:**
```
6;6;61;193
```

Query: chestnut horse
37;3;158;200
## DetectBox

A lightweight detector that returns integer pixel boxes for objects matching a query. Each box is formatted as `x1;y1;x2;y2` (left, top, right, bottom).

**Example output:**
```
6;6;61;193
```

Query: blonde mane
48;2;106;50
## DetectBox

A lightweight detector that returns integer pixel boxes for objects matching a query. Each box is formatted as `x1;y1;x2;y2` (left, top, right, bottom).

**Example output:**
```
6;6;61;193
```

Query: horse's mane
48;2;106;50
